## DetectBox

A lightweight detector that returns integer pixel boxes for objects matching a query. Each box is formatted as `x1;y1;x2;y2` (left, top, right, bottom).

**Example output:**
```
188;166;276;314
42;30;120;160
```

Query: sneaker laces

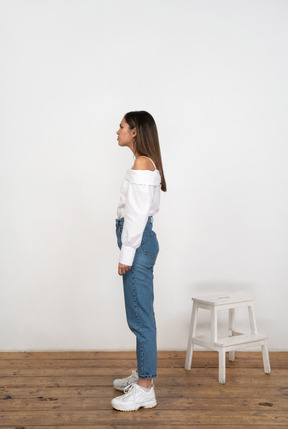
123;383;136;395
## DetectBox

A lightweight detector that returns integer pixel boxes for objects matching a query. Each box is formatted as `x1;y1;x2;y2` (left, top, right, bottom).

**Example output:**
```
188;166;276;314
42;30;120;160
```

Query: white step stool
185;294;271;383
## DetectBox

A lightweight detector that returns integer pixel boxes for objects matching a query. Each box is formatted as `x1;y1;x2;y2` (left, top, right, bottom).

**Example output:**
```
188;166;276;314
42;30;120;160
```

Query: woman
111;111;167;412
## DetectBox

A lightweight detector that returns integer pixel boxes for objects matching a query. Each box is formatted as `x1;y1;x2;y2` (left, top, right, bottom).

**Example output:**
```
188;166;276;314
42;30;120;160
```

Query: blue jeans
116;216;159;379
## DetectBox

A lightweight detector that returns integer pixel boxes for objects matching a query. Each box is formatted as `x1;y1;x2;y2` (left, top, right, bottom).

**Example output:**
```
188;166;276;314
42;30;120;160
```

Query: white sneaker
111;383;157;412
113;370;139;391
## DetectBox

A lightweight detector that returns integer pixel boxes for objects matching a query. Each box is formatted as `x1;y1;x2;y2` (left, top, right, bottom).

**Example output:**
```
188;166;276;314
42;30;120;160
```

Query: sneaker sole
112;400;157;412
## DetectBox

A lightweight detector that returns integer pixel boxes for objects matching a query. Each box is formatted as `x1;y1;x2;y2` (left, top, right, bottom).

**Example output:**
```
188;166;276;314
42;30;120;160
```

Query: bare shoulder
132;156;155;171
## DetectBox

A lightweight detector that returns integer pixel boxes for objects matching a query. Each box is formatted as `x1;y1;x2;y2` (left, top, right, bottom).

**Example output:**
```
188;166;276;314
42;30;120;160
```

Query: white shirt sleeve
119;181;154;266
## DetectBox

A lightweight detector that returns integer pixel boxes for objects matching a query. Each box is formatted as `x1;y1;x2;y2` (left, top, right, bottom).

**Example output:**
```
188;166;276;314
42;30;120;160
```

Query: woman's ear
131;127;137;137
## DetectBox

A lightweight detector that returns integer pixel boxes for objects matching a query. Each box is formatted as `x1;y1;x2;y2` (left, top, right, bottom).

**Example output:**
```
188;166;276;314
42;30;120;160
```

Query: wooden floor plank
0;426;284;429
0;395;287;412
1;385;287;400
0;374;283;389
0;409;287;426
0;366;284;377
1;357;284;369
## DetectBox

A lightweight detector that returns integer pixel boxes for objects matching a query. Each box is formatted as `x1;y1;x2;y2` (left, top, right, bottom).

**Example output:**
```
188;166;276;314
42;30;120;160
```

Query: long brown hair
124;111;167;192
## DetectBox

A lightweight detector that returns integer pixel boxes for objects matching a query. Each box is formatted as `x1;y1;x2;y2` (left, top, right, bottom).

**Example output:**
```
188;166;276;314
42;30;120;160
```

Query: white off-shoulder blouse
117;166;161;266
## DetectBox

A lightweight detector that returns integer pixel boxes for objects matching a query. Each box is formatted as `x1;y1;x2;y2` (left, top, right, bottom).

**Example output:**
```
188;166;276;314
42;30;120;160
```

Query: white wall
0;0;287;351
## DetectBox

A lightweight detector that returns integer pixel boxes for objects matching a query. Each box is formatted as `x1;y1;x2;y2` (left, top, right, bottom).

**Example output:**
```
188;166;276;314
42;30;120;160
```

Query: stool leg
219;349;226;384
211;307;218;342
261;342;271;374
185;302;198;370
228;308;235;362
248;303;258;334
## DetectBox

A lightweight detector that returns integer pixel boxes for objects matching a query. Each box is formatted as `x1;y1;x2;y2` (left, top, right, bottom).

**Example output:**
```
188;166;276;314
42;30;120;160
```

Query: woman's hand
118;263;131;276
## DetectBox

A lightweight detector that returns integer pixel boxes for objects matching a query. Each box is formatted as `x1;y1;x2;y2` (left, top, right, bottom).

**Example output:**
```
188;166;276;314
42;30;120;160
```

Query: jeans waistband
116;216;153;227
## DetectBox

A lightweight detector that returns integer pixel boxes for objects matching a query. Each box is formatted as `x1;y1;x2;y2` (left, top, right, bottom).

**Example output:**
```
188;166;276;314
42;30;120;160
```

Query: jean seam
131;267;145;376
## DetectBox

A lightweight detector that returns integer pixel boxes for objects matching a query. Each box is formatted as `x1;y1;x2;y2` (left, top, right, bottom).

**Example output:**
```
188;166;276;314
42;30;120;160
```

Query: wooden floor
0;351;287;428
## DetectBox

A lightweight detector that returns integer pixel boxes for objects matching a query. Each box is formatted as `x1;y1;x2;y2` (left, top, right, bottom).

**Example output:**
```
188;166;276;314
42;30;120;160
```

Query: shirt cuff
119;245;136;266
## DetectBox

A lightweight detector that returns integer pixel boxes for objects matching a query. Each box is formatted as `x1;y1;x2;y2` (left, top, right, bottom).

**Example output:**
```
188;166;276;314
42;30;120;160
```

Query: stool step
215;333;267;347
192;333;268;349
193;294;254;306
